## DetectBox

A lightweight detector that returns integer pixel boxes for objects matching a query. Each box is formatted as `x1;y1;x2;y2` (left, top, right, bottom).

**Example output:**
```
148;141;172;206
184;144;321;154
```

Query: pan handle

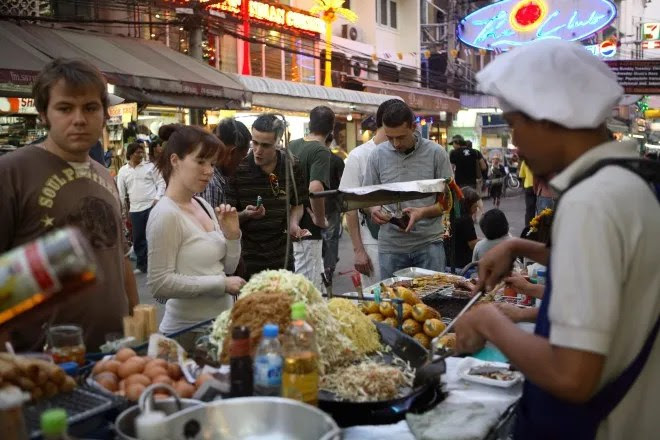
319;427;342;440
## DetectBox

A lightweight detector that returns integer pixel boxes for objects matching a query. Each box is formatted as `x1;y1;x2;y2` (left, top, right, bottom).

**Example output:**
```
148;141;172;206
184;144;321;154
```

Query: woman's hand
215;204;241;240
225;276;246;296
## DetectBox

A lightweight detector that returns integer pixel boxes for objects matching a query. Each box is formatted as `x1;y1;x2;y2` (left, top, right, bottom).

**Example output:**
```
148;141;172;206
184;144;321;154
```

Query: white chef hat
476;40;623;129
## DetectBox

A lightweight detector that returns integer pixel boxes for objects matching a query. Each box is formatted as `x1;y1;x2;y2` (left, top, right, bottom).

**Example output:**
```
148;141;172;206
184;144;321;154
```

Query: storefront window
285;39;316;84
265;32;283;80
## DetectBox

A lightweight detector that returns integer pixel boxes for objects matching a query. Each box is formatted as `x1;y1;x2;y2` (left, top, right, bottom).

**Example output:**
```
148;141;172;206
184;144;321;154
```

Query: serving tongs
413;282;504;387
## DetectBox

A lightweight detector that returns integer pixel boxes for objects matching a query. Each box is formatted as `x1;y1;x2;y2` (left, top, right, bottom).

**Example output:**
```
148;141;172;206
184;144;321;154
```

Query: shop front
0;97;45;147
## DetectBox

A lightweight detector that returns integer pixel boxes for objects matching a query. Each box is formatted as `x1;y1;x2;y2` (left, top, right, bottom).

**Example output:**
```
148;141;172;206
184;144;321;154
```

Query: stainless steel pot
161;397;341;440
115;384;202;440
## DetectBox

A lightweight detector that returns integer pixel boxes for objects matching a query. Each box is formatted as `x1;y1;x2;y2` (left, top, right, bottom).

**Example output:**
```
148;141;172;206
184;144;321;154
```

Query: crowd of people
0;37;658;438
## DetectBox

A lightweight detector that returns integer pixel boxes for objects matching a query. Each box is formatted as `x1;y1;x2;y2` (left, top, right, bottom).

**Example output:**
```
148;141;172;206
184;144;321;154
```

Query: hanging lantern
450;49;459;58
397;52;403;60
424;50;431;59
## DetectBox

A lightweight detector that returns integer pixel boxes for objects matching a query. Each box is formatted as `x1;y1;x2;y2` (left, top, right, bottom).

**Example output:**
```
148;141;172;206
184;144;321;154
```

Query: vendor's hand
503;273;531;296
242;204;266;220
289;223;310;240
454;303;498;354
225;276;246;296
216;204;241;240
370;207;391;225
472;240;516;294
306;207;328;229
402;207;423;233
354;247;374;277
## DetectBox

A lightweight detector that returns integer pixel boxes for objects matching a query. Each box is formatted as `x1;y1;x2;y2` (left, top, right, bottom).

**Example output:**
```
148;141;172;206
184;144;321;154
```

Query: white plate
456;357;523;388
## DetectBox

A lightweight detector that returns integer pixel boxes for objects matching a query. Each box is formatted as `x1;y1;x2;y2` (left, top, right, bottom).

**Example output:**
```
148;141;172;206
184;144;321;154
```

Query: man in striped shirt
225;114;307;280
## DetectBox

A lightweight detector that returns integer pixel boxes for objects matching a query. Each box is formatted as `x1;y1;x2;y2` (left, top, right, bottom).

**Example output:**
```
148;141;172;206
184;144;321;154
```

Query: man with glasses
225;114;307;280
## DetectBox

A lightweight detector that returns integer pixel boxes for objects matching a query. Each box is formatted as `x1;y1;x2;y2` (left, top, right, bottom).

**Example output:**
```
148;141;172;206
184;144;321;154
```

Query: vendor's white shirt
339;139;379;246
117;161;165;212
549;140;660;440
146;196;241;334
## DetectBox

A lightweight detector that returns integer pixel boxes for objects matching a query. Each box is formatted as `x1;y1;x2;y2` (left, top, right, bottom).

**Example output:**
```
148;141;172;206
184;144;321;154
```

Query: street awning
346;78;460;114
228;73;401;114
0;21;250;109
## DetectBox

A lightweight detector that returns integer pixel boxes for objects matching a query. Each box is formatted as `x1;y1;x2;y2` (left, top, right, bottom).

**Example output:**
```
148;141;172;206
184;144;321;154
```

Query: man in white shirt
339;99;400;286
117;142;165;273
454;40;659;439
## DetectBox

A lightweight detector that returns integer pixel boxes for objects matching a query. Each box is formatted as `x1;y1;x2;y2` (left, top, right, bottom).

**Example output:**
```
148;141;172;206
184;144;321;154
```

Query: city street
135;191;526;321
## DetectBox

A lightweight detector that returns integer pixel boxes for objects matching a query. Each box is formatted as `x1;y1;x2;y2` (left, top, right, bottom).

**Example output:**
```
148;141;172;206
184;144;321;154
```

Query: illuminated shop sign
203;0;325;34
458;0;617;51
584;40;616;58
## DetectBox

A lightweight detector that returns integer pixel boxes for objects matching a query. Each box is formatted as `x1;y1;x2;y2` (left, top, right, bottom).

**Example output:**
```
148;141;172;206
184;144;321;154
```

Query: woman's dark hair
157;124;223;184
460;187;481;217
214;118;251;151
382;100;415;128
148;138;162;161
126;142;143;160
479;208;509;240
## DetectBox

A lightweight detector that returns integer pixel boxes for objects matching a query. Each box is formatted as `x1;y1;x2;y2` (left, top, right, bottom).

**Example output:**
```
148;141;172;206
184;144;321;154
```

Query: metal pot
115;384;202;440
161;397;341;440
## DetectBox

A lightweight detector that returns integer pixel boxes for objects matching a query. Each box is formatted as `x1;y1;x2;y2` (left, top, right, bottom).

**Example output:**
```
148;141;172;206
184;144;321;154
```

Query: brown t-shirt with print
0;145;129;351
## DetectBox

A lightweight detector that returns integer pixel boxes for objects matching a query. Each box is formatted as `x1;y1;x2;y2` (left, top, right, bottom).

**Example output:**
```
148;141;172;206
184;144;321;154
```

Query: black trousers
130;207;152;272
524;187;537;226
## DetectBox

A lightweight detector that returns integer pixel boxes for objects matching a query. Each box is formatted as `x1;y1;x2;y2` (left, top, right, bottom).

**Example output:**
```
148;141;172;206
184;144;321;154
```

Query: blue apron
514;264;660;439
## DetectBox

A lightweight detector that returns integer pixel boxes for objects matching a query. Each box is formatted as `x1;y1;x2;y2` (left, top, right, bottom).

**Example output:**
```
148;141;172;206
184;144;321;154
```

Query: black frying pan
318;322;446;427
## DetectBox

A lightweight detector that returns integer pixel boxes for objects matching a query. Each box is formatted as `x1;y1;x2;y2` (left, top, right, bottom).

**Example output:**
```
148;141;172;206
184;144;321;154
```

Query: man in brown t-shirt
0;59;139;351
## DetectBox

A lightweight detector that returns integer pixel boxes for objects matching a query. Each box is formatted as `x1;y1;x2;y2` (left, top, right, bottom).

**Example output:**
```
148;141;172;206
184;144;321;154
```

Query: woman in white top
147;124;245;334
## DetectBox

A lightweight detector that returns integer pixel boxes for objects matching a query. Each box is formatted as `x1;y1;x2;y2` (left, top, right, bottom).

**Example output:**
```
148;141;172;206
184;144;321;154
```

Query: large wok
318;322;446;427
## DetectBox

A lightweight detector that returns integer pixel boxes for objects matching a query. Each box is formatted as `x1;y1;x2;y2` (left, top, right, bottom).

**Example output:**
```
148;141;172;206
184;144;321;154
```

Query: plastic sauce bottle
254;324;283;396
40;408;72;440
229;325;253;397
282;302;319;406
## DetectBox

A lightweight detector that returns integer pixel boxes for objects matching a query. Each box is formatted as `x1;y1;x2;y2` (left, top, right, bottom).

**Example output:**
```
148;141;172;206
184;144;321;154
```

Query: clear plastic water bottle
254;324;283;396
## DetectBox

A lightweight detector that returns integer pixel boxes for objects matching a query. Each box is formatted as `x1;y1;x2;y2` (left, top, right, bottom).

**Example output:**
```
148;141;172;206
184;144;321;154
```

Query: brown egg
167;363;182;381
144;359;168;371
195;373;214;388
118;357;146;378
125;383;146;401
92;360;107;375
94;372;119;392
104;360;121;375
144;366;168;380
115;348;138;362
152;374;173;386
124;373;151;388
174;380;195;398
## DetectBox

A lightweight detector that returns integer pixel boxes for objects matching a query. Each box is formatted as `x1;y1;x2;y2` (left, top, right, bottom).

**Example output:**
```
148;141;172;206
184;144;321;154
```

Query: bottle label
254;354;282;387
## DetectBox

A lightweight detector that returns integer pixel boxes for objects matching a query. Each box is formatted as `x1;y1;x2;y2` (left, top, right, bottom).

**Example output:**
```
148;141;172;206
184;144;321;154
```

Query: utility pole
178;1;205;125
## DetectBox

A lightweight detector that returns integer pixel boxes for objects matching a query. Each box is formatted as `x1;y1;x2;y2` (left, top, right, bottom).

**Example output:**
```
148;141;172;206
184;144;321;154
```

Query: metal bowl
129;397;340;440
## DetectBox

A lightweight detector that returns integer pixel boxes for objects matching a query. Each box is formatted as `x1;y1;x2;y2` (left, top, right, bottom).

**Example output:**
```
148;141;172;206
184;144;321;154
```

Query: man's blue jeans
379;241;446;279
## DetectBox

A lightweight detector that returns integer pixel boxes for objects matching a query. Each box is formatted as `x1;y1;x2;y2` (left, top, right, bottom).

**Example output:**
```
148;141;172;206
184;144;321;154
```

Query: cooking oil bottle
281;302;319;406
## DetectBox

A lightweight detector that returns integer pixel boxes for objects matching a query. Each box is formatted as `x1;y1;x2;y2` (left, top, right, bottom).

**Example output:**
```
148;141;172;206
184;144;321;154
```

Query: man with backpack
454;40;659;439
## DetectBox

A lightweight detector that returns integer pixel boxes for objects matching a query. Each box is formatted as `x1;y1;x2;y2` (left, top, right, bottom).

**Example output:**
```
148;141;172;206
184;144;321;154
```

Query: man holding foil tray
454;40;660;440
363;100;453;279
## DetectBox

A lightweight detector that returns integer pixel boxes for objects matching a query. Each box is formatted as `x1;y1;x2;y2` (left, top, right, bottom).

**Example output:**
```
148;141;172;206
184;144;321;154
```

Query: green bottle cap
291;302;306;320
41;408;67;436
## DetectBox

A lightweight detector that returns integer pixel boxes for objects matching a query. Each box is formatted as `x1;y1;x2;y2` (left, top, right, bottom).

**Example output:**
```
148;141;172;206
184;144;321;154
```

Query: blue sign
457;0;617;51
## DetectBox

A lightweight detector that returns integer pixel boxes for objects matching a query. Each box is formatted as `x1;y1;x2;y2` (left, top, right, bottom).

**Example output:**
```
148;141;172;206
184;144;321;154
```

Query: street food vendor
453;39;660;439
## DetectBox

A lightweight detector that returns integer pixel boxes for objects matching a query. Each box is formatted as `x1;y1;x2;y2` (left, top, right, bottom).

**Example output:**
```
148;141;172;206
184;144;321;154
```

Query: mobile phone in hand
389;213;411;230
